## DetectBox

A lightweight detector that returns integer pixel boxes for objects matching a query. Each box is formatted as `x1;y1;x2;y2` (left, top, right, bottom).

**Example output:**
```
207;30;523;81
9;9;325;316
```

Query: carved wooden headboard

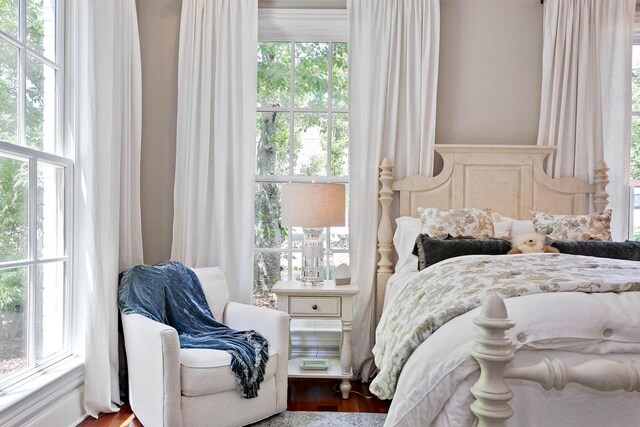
375;144;610;321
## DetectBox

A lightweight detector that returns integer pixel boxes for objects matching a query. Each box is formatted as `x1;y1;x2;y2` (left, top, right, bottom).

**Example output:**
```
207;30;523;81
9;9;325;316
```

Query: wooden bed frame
375;145;640;426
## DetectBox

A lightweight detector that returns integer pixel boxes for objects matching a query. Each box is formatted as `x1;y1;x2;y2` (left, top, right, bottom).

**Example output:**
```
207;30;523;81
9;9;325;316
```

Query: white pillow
510;218;536;241
491;212;512;239
393;216;422;269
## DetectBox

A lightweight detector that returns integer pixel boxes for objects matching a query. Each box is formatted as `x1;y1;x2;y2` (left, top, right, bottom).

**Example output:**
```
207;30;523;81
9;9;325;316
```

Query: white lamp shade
281;183;346;227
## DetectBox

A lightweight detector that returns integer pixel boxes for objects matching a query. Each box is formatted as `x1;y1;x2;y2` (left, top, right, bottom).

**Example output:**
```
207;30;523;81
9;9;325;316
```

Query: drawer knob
312;304;318;310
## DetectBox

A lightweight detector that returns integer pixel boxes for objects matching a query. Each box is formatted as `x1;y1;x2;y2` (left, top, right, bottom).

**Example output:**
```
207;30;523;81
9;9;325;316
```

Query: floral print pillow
531;210;612;241
418;207;495;238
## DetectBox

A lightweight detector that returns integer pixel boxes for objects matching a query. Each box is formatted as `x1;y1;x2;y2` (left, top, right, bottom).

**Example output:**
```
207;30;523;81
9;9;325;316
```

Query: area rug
249;411;387;427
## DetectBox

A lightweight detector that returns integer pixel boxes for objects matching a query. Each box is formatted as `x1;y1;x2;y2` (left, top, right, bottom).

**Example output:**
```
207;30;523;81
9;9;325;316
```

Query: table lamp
281;183;345;285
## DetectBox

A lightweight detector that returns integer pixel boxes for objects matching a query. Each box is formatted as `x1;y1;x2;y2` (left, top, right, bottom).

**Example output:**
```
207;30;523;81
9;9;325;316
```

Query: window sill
0;355;85;426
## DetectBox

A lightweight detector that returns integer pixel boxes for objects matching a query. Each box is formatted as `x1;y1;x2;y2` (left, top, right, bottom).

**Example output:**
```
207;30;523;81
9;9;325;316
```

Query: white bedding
381;256;640;426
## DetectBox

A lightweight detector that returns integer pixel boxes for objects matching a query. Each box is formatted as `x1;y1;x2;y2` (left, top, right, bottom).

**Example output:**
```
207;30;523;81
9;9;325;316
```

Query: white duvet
381;255;640;426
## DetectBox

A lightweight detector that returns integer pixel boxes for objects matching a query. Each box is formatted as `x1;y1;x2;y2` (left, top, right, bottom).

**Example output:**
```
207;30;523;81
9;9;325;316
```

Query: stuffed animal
507;233;559;255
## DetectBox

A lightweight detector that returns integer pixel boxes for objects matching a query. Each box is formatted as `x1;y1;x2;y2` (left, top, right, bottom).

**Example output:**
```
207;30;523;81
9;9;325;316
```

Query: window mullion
27;156;38;366
288;41;295;279
17;0;26;149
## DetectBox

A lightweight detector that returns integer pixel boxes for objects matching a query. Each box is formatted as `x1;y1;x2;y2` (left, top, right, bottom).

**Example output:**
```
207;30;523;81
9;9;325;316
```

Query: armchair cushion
180;347;278;397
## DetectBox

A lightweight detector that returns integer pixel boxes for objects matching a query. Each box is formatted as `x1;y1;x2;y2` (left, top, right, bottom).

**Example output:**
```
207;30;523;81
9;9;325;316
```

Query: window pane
256;112;290;176
291;227;303;250
332;42;348;109
0;155;29;262
35;261;64;360
38;162;64;259
294;113;327;176
254;183;288;249
0;267;27;378
253;251;286;309
633;116;640;181
333;252;350;269
0;0;18;39
27;0;56;61
633;46;640;112
633;186;640;242
294;43;328;109
331;113;349;177
257;42;290;109
0;40;19;144
26;55;56;152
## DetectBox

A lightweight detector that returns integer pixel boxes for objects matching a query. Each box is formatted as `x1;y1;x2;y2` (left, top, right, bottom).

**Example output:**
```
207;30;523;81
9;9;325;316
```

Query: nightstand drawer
289;296;341;317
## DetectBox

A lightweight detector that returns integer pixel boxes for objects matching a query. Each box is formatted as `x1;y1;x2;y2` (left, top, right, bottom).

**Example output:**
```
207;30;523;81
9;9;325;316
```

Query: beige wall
137;0;182;264
436;0;543;145
136;0;544;262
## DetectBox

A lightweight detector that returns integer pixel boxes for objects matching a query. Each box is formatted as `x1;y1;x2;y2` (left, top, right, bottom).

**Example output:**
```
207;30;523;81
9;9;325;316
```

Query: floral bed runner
370;253;640;399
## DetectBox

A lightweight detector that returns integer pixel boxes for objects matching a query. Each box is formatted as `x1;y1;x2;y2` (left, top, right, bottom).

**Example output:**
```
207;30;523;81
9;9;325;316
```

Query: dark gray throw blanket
118;261;268;398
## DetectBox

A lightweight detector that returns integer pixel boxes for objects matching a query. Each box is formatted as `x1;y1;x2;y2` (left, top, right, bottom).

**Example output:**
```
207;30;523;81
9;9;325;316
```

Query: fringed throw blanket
370;253;640;400
118;261;268;398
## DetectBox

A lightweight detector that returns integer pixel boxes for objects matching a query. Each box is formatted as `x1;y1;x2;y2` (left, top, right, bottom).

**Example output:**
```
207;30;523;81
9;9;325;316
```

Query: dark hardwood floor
79;379;391;426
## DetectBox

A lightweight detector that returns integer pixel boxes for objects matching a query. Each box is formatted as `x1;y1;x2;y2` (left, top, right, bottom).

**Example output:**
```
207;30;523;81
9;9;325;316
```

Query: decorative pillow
531;210;612;241
412;234;512;271
393;216;422;269
418;207;494;238
491;212;512;239
551;240;640;261
510;218;536;241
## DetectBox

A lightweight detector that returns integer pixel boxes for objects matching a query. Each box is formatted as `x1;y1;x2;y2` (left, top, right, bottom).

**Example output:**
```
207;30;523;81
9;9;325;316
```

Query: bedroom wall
436;0;544;146
137;0;181;264
136;0;545;263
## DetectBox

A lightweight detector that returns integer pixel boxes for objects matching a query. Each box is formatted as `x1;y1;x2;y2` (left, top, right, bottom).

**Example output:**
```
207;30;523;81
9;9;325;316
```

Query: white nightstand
272;280;359;399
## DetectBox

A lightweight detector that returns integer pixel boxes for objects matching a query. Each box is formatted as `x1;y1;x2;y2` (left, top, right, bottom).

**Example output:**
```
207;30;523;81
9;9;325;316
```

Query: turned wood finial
470;295;516;427
593;161;609;212
376;159;394;321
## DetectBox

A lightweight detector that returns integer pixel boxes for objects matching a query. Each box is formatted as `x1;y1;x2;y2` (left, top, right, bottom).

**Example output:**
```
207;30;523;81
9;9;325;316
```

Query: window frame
0;0;73;391
255;10;349;294
632;42;640;240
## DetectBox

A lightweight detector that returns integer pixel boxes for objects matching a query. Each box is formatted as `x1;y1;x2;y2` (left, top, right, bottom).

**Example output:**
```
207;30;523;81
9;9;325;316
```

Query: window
632;45;640;240
0;0;71;389
254;40;349;308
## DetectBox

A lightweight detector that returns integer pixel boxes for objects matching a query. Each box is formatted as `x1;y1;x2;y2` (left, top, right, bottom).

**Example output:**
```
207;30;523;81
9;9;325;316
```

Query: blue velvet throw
118;261;268;398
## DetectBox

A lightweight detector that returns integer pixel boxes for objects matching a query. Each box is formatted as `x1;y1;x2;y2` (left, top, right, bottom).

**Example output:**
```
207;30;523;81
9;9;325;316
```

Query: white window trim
259;9;347;42
0;1;83;424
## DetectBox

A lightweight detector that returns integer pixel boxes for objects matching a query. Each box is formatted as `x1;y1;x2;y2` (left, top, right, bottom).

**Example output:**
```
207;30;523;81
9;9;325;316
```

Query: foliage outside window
0;0;71;389
632;45;640;241
254;41;349;308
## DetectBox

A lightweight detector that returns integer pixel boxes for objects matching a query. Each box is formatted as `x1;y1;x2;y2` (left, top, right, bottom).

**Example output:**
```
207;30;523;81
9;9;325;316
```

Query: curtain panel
68;0;144;416
537;0;635;241
171;0;258;304
347;0;440;380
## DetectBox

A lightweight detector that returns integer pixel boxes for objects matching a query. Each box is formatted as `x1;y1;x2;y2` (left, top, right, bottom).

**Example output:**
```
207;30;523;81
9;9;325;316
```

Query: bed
373;145;640;426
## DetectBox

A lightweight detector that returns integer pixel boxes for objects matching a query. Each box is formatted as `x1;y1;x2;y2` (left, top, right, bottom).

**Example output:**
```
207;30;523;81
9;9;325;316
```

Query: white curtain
347;0;440;380
537;0;635;240
68;0;144;417
171;0;257;304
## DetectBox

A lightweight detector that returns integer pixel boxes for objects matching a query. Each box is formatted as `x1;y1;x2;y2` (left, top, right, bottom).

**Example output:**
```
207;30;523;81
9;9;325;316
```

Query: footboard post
470;295;516;427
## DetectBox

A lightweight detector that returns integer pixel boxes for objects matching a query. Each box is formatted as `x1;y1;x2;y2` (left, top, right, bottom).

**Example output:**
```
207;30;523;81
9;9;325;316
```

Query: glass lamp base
301;227;324;285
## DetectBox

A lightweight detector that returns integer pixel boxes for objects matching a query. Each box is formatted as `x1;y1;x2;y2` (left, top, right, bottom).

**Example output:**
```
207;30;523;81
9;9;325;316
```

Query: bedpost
470;295;516;427
593;160;609;212
376;158;394;323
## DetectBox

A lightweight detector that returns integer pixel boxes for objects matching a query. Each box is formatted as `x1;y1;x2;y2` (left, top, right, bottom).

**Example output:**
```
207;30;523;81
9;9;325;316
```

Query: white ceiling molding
258;9;348;42
259;0;346;9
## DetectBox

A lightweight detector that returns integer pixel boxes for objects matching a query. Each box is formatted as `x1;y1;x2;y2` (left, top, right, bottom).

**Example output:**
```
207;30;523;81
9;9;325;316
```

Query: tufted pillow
531;210;612;241
412;234;511;271
418;207;494;239
551;240;640;261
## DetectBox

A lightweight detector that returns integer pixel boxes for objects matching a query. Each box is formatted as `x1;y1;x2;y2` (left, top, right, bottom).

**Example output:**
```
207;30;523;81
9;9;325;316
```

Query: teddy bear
507;232;559;255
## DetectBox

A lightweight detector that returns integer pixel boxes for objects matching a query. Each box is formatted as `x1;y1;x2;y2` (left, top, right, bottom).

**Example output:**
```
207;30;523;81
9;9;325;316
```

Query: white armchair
121;267;289;427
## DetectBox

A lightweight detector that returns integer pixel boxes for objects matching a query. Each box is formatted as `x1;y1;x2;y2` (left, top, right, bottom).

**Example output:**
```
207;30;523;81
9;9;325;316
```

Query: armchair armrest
121;313;182;427
224;303;289;412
